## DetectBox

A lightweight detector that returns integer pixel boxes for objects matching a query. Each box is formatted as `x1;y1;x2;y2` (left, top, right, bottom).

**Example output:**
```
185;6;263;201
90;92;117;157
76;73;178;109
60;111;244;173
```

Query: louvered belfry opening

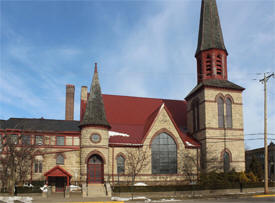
195;0;228;84
196;49;227;83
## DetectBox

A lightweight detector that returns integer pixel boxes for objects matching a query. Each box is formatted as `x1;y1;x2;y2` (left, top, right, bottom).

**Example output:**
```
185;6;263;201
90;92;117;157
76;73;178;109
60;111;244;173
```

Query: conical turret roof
80;63;111;128
195;0;227;56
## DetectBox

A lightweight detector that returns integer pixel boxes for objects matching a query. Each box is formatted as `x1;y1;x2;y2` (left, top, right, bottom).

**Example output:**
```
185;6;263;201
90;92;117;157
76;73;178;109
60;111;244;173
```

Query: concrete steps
87;184;107;197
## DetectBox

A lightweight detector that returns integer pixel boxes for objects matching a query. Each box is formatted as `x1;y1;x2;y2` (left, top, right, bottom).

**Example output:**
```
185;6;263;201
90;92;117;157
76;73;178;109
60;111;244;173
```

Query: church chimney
65;84;75;120
195;0;228;84
80;86;88;122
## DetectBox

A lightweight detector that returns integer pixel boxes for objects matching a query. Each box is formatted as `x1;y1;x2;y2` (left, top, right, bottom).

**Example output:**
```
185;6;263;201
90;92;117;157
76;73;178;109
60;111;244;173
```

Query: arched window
223;151;230;172
226;98;232;128
217;97;224;128
151;133;177;174
34;160;43;173
192;100;200;132
56;154;64;165
117;155;125;174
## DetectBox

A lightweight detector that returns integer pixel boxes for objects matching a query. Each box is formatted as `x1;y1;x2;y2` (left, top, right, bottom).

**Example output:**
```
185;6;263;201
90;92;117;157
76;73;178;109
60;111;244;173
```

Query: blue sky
0;0;274;149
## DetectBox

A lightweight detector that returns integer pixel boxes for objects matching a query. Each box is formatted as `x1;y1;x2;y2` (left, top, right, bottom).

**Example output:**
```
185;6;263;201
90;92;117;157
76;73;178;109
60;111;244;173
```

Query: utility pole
259;72;274;194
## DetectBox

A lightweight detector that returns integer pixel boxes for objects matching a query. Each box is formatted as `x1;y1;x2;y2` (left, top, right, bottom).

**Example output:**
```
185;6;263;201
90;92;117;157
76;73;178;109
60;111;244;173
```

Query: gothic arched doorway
87;154;104;183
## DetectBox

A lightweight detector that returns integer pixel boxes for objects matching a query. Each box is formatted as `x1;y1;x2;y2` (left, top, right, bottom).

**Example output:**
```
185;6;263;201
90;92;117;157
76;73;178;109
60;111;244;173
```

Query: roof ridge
103;94;185;102
8;118;80;122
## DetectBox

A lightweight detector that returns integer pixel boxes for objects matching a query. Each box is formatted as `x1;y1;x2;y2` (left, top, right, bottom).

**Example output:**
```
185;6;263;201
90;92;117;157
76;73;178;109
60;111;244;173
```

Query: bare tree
0;131;36;195
181;152;198;184
124;146;150;200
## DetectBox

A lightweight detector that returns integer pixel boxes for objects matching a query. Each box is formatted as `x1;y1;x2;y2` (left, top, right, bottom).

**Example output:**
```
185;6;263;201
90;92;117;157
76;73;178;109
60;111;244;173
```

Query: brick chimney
65;84;75;120
80;86;88;122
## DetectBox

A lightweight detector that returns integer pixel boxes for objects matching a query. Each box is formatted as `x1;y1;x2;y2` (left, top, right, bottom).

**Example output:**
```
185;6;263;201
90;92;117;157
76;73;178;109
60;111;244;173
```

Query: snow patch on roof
109;131;130;137
110;142;143;146
185;141;194;146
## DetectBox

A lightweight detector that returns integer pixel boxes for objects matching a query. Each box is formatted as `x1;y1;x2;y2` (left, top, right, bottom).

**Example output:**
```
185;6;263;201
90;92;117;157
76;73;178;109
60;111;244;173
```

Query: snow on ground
40;185;48;192
158;198;181;202
134;182;147;186
111;196;132;201
23;183;34;188
150;199;181;202
70;185;81;192
109;131;130;137
111;196;181;202
111;196;149;201
0;196;32;203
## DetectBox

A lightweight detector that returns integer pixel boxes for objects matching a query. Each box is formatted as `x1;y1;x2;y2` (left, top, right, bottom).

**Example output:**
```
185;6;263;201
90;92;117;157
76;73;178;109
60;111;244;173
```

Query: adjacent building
246;142;275;181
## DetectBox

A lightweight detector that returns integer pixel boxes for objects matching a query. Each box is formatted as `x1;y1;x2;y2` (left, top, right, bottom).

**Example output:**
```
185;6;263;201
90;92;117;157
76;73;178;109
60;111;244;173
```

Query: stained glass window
226;98;232;128
217;97;224;128
151;133;177;174
117;155;125;174
56;154;64;165
88;155;103;164
223;151;230;172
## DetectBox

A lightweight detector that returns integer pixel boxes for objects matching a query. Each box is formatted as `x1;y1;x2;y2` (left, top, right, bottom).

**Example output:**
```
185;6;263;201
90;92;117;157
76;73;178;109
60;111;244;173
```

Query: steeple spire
80;63;110;128
196;0;227;56
195;0;228;84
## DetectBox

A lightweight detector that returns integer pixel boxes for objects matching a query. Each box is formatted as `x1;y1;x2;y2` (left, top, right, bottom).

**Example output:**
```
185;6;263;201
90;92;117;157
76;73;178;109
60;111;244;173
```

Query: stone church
0;0;245;193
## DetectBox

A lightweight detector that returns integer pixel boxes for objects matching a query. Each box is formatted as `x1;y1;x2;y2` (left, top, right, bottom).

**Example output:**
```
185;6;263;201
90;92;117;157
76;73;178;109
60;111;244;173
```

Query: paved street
141;195;275;203
1;193;275;203
32;194;275;203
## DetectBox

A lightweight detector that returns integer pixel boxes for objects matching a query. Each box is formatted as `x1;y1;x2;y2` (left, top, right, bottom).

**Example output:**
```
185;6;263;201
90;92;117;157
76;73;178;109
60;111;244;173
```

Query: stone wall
186;87;245;172
80;126;110;183
32;149;80;182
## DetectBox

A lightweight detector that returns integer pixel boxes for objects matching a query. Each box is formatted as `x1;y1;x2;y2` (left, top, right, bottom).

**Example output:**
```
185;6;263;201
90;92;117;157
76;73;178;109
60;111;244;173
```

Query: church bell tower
186;0;246;173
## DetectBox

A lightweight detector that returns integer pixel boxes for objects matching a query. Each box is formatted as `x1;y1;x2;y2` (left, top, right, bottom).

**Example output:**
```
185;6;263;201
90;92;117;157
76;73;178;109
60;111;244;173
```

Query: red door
55;177;66;192
87;155;104;183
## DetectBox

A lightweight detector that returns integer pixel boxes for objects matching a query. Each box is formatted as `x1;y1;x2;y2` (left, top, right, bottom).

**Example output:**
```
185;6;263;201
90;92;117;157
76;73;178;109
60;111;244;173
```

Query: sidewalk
111;186;275;201
1;187;275;203
31;192;112;203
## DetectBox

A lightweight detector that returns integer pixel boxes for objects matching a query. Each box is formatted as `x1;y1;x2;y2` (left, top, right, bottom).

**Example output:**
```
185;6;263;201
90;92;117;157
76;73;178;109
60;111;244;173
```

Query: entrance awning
44;166;72;186
44;166;72;177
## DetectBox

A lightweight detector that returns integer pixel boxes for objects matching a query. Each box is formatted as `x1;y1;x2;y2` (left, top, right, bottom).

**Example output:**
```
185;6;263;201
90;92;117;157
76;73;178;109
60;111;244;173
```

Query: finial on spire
94;62;98;73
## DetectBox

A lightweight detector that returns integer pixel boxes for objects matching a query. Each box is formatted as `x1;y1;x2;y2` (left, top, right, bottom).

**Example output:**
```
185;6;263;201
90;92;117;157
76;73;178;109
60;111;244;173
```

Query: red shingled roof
102;94;200;148
44;165;72;177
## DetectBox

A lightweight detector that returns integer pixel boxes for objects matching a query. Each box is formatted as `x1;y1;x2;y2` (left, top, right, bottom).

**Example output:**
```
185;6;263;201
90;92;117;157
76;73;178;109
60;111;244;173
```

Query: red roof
44;166;72;177
102;94;200;148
